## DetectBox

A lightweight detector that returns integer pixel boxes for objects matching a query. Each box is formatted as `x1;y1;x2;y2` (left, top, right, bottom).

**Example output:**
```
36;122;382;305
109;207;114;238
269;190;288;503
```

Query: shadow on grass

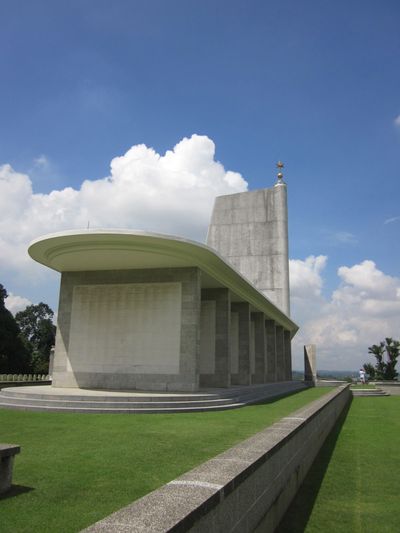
253;386;313;406
0;485;34;500
275;398;352;533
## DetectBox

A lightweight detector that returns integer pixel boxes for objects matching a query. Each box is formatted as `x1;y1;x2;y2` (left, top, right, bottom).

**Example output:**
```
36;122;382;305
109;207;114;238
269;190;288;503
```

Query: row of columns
199;288;292;388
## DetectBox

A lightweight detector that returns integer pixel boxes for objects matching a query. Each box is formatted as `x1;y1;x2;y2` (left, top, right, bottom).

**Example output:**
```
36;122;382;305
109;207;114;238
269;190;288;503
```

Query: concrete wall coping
0;444;20;459
83;385;350;532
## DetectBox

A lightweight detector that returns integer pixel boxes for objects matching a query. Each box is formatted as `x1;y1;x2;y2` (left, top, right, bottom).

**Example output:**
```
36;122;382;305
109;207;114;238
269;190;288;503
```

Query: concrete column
252;312;266;384
48;346;55;378
231;302;251;385
275;325;285;381
265;320;277;382
304;344;317;384
200;289;231;388
284;330;292;381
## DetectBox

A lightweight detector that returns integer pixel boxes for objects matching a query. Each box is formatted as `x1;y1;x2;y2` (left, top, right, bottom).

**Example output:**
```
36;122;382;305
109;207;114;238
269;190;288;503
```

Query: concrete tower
206;162;290;315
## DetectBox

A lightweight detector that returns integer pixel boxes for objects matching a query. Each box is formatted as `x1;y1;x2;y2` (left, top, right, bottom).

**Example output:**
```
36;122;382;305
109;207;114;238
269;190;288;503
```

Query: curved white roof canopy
29;229;298;336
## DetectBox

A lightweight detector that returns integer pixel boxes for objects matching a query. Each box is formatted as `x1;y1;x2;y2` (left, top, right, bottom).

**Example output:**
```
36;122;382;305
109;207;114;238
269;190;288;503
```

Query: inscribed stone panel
68;282;182;374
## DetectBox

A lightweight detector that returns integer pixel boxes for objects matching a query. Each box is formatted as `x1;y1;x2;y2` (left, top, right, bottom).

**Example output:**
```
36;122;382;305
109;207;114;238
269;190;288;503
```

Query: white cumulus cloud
5;293;32;315
290;255;327;299
0;134;248;278
290;257;400;371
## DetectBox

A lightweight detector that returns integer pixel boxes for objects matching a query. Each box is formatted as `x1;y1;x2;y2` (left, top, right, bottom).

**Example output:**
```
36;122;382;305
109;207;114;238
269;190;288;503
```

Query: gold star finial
275;161;286;186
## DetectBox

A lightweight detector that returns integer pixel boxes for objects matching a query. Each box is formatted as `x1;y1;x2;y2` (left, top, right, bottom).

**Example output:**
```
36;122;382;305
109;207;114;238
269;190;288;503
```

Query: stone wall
83;385;351;532
53;267;201;392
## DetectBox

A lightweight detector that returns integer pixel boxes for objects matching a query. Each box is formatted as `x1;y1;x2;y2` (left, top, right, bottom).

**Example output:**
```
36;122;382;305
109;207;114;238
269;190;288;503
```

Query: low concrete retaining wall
374;381;400;395
83;385;351;533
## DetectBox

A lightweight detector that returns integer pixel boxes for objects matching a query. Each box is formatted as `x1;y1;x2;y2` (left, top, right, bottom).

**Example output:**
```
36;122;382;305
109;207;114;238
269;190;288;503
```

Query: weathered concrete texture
284;330;292;381
199;301;216;375
0;382;306;414
275;326;285;382
207;185;290;316
54;267;201;392
373;382;400;395
231;303;251;386
200;289;231;388
251;313;266;384
0;444;20;494
82;385;351;532
265;320;277;382
304;344;317;383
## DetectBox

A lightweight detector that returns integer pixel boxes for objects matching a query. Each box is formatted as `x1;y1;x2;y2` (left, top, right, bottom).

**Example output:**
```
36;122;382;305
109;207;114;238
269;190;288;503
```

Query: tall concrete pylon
206;162;290;316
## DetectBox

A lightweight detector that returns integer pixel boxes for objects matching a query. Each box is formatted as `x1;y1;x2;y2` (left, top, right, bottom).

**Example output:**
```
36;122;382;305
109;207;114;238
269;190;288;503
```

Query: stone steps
0;382;307;414
351;388;390;397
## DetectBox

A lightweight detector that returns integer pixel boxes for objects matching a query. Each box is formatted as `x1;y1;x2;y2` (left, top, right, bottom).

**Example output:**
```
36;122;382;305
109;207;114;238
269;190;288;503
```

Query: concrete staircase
351;388;389;397
0;381;308;414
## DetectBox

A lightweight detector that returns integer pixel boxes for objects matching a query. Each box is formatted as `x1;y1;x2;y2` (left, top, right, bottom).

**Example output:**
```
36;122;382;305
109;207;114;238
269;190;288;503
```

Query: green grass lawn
277;396;400;533
0;387;331;533
350;383;376;389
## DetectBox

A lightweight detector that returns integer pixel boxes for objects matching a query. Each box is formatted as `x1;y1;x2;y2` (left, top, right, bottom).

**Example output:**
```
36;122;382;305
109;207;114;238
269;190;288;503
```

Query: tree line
0;283;56;374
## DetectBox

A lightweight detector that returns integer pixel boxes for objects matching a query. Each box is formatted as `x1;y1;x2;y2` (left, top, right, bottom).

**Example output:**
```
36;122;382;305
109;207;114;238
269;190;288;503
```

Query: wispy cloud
319;229;357;245
332;231;357;244
384;216;400;225
33;155;50;168
394;115;400;127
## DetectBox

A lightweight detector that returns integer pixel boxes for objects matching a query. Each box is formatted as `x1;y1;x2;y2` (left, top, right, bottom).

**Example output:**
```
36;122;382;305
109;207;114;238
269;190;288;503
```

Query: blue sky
1;0;399;370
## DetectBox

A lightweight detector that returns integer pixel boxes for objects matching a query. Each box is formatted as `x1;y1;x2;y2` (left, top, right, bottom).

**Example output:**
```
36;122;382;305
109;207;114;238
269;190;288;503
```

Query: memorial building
28;163;298;391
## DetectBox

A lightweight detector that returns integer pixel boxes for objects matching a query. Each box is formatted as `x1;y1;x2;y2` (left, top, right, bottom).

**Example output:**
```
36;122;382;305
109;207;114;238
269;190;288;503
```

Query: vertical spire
274;161;286;186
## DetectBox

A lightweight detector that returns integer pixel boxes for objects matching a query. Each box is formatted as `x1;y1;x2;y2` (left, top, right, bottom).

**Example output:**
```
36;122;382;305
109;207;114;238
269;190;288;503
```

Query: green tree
362;362;376;380
366;338;399;381
15;302;56;374
384;338;400;380
367;342;386;379
0;283;30;372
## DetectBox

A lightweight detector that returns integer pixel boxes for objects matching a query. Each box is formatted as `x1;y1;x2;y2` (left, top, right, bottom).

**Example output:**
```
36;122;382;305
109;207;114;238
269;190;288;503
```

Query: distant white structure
304;344;317;383
28;163;297;392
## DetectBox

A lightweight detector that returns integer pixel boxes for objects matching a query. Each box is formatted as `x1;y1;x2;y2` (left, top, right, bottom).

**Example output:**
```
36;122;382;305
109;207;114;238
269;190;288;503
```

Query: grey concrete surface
231;303;251;386
200;289;231;388
207;185;290;316
251;313;266;384
82;385;350;532
0;444;20;495
275;326;285;382
373;382;400;395
304;344;317;383
265;320;277;382
0;382;306;414
284;330;292;381
54;267;201;392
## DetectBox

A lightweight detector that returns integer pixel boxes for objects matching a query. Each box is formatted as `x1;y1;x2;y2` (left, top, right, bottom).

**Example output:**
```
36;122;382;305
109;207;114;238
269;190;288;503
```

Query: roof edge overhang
28;229;299;336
